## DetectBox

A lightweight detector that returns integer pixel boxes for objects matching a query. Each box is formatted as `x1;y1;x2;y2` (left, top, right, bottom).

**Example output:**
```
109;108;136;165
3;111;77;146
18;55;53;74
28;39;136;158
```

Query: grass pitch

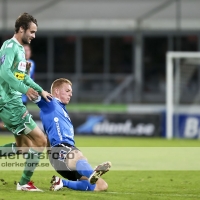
0;135;200;200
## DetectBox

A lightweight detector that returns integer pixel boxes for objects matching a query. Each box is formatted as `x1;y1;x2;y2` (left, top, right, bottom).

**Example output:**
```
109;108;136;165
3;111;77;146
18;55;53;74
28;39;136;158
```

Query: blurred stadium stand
0;0;200;104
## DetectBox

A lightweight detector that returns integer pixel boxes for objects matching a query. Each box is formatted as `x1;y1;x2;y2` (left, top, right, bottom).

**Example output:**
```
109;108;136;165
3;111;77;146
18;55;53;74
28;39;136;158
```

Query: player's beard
21;34;30;45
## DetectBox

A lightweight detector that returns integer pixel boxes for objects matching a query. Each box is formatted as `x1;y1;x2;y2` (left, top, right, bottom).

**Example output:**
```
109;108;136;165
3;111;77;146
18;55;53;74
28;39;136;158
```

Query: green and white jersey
0;37;43;109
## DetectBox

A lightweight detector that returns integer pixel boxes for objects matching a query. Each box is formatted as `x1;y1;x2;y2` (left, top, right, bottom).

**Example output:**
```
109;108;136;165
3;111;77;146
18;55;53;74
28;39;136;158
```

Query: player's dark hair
15;12;38;33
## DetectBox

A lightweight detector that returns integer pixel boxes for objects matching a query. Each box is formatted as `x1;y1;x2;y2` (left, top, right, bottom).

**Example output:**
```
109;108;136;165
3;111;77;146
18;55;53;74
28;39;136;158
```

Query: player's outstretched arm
26;88;39;101
32;95;55;113
40;90;53;102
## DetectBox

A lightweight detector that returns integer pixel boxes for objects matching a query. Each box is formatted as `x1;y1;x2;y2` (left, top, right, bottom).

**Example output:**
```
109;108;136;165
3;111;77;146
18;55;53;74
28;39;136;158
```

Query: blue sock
76;159;94;178
62;179;95;191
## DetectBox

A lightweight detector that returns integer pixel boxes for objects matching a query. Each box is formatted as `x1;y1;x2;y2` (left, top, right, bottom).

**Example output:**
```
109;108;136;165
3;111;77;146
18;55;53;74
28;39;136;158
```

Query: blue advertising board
162;112;200;138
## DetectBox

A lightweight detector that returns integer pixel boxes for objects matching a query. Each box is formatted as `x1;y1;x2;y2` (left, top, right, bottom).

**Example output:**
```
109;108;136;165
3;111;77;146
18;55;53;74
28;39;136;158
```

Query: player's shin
76;159;94;178
19;148;42;185
62;179;95;191
0;142;19;157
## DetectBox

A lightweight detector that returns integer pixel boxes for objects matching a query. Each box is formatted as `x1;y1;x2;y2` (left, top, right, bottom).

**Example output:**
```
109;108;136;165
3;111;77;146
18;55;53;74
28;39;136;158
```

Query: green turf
2;135;199;147
0;135;200;200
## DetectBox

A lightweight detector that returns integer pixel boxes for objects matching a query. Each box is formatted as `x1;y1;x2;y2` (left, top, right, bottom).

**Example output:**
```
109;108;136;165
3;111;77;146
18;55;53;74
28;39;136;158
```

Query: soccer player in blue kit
34;78;111;191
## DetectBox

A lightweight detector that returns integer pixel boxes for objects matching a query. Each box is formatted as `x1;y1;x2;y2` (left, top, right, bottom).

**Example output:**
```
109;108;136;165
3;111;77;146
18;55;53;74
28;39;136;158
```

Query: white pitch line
106;191;200;198
151;193;200;198
106;192;135;195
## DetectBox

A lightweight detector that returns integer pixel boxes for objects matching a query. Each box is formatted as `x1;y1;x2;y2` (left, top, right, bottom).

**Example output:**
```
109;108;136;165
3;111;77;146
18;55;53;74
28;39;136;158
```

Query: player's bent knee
94;179;108;191
100;182;108;191
95;183;108;191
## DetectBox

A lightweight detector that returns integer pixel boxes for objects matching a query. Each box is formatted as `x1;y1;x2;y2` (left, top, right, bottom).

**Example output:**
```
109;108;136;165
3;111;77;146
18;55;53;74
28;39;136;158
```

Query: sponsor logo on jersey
54;117;59;122
14;72;25;80
54;117;63;140
0;55;6;65
18;61;26;72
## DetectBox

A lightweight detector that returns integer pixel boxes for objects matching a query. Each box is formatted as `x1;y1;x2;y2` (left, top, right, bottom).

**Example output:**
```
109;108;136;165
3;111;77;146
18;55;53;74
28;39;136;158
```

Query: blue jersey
36;97;75;147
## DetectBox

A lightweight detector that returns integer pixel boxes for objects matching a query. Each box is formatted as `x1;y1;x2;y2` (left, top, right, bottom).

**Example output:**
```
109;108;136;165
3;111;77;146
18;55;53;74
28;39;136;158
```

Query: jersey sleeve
34;96;55;113
24;75;43;93
0;46;29;94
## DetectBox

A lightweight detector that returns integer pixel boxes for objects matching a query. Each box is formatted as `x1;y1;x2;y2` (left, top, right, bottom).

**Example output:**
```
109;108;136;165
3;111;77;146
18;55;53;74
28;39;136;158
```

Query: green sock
19;148;41;185
0;142;18;156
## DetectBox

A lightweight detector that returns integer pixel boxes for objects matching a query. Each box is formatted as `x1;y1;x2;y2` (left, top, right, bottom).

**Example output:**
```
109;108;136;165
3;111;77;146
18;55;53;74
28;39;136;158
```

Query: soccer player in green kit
0;13;52;191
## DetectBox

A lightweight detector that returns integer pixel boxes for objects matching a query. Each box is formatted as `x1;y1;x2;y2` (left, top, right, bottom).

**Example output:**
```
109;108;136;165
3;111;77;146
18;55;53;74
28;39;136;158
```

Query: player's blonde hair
51;78;72;94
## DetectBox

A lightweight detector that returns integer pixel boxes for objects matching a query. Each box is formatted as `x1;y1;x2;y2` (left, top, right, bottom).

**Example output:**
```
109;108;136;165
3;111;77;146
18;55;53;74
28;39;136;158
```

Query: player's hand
26;88;39;101
41;90;53;102
26;61;31;75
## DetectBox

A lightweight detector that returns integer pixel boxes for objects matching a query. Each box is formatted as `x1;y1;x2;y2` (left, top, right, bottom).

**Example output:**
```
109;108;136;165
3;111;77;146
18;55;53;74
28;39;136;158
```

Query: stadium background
1;1;200;199
1;0;200;138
